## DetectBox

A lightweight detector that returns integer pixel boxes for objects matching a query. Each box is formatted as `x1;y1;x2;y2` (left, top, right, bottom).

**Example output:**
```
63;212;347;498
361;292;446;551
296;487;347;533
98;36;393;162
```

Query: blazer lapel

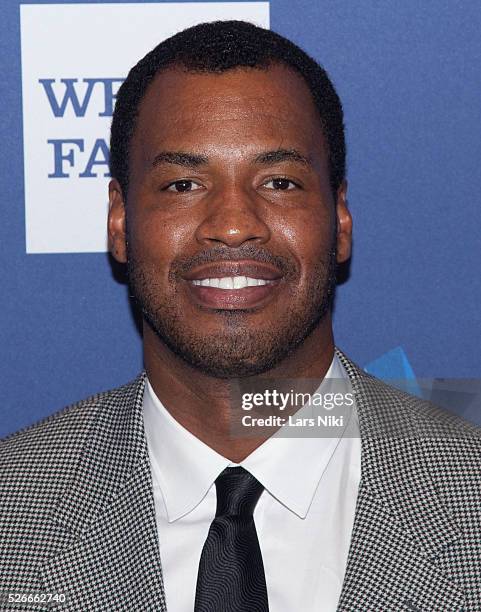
335;348;466;611
38;373;167;611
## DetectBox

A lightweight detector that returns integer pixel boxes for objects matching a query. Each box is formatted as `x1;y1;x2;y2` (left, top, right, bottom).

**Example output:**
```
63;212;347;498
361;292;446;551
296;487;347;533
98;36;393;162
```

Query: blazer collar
335;347;466;610
39;373;168;610
335;347;464;560
49;372;149;537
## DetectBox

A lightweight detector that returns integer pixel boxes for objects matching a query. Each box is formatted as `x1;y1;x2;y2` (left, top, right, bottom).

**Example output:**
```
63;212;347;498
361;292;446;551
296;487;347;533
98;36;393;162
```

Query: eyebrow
151;148;311;170
152;151;209;168
253;148;311;167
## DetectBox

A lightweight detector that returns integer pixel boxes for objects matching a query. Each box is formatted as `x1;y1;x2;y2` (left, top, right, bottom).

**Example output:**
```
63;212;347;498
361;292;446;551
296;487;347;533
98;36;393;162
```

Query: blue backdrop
1;0;480;437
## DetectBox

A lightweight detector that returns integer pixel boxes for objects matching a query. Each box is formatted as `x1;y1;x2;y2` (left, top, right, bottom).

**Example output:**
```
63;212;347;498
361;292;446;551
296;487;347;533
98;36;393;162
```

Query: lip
185;279;282;310
182;260;283;282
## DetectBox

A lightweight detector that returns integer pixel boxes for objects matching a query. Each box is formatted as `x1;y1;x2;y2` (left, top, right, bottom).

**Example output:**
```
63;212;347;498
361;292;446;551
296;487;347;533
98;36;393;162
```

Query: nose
194;185;271;248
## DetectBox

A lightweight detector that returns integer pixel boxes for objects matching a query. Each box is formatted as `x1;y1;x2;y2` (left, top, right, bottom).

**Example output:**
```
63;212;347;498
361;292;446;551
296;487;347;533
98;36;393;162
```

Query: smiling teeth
191;276;275;289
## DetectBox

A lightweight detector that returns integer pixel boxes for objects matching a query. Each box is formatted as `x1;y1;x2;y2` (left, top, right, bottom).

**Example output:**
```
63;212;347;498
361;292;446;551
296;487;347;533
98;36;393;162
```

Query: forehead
131;63;325;159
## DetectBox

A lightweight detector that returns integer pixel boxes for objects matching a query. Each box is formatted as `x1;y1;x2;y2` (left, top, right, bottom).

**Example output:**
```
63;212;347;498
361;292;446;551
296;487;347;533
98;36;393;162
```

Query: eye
263;177;299;190
164;180;202;193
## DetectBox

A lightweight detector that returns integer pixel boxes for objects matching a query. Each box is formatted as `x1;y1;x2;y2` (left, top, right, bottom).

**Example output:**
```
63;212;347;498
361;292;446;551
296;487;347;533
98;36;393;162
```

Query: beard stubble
126;238;338;379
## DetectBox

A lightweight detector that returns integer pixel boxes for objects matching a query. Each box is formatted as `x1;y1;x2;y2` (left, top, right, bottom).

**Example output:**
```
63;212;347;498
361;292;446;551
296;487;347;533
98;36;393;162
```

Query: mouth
182;261;284;310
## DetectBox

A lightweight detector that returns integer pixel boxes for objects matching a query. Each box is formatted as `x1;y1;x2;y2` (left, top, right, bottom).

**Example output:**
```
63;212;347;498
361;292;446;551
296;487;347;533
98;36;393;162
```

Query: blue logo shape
364;346;423;398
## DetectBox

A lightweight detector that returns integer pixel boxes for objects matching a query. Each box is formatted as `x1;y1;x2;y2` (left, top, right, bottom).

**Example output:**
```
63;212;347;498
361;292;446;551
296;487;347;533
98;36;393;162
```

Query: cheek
127;207;195;267
269;206;335;269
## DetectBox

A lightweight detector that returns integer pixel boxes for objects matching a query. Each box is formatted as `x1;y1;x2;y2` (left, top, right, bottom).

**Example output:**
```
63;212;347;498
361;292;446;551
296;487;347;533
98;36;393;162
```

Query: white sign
20;2;270;253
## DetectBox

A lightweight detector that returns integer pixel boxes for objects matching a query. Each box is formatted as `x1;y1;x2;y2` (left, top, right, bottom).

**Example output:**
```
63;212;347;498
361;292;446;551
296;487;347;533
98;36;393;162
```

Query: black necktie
194;466;269;612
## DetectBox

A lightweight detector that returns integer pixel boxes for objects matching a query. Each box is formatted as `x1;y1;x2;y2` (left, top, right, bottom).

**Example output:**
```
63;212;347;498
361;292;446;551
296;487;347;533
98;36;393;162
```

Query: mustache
170;244;299;278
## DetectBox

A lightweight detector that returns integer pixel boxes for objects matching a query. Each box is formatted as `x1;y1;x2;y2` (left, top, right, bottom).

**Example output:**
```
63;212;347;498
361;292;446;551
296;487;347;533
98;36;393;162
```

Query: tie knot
215;467;264;517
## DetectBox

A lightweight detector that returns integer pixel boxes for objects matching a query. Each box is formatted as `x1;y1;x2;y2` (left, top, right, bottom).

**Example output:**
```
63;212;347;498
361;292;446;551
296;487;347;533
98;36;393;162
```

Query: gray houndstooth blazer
1;348;480;611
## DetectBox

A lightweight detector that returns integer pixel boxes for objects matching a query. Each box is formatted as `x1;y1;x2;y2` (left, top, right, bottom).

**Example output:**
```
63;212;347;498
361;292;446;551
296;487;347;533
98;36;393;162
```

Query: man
1;20;480;612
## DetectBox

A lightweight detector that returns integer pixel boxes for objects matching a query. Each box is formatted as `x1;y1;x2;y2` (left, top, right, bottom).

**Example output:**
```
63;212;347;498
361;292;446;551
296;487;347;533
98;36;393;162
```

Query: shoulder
0;374;145;495
366;369;479;438
336;346;481;459
367;366;480;445
338;346;480;432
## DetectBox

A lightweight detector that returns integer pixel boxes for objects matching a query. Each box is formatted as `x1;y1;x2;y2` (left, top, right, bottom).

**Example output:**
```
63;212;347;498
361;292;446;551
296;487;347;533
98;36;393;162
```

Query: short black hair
110;20;346;199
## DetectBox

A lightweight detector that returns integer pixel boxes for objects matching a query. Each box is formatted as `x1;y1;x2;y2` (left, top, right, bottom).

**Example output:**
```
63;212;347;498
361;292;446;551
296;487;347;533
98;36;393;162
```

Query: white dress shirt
143;353;361;612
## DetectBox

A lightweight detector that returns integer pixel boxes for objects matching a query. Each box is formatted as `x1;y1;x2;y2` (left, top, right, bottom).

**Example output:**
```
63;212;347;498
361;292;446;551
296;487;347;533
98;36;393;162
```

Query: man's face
109;63;352;378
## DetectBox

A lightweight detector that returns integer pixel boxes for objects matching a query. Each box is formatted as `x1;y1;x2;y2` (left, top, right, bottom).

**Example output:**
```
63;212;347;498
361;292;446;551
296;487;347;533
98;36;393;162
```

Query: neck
143;317;335;463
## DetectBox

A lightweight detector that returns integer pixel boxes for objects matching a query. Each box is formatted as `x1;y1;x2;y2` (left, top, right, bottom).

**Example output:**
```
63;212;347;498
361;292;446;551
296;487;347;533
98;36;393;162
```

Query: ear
108;179;127;263
335;180;352;263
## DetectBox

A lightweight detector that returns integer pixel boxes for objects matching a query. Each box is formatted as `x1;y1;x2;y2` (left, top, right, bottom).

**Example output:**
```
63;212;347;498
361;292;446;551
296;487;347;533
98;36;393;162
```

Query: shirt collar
241;353;356;518
142;351;357;522
143;379;230;522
